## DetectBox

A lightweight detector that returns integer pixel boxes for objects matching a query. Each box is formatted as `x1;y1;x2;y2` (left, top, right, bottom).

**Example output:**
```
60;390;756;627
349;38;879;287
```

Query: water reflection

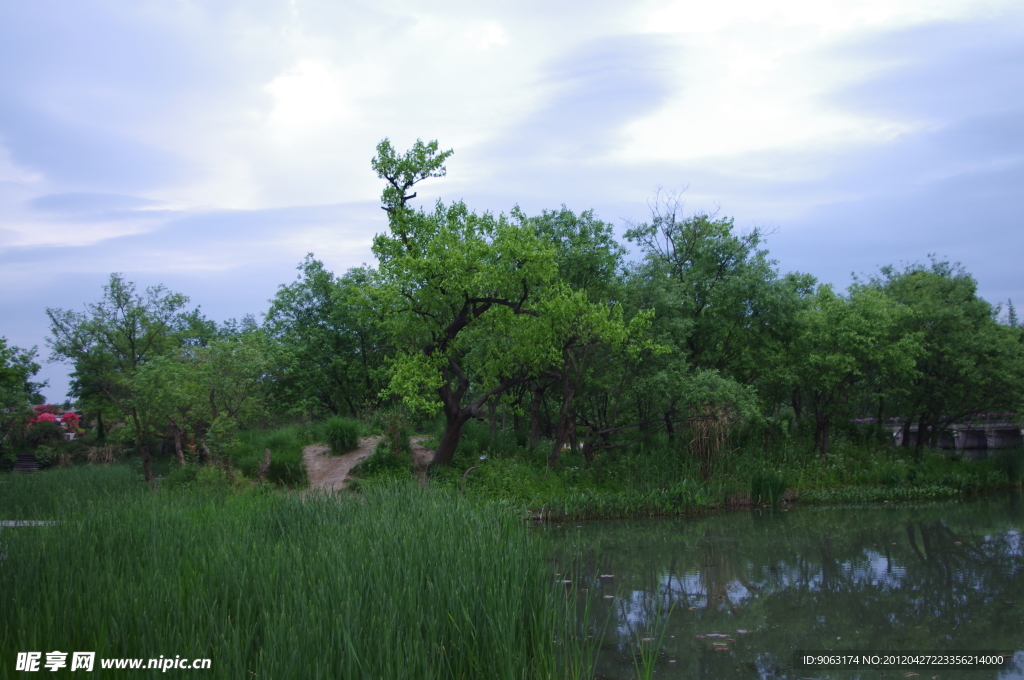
544;492;1024;679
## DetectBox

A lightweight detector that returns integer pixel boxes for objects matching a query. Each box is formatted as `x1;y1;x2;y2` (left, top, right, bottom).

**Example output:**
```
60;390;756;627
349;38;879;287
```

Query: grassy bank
352;419;1024;520
1;466;595;679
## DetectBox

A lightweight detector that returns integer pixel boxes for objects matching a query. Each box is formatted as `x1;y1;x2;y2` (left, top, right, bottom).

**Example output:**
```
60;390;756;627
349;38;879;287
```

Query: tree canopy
38;141;1024;475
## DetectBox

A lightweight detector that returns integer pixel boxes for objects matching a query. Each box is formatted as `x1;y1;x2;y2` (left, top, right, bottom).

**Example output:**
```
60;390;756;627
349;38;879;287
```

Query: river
543;491;1024;679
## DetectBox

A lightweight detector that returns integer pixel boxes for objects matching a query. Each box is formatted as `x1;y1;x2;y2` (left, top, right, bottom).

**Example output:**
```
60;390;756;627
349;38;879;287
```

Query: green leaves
371;138;454;216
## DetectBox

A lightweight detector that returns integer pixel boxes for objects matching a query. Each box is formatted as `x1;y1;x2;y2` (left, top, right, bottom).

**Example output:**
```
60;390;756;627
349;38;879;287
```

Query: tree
622;195;810;465
371;138;561;466
47;274;199;484
624;193;800;382
0;337;46;456
788;284;920;459
868;260;1024;447
265;256;385;418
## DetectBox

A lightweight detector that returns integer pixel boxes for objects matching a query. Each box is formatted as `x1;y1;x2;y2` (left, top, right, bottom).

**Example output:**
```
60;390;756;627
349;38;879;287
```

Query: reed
323;417;361;455
1;467;594;679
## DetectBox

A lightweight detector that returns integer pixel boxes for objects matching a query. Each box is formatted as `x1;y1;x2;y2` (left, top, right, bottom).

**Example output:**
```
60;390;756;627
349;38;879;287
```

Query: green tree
788;284;920;458
266;256;385;418
133;331;271;472
868;260;1024;447
371;138;561;466
0;337;46;456
624;194;801;382
46;274;199;484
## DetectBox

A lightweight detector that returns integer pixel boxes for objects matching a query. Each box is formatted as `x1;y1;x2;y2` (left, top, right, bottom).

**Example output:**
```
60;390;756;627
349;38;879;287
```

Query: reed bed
1;467;594;679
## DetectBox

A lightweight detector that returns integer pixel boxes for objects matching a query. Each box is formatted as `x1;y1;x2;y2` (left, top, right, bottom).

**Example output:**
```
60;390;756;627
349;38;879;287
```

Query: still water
544;492;1024;679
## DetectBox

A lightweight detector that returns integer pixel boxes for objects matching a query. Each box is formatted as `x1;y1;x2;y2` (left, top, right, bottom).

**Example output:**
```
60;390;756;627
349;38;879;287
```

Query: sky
2;0;1022;402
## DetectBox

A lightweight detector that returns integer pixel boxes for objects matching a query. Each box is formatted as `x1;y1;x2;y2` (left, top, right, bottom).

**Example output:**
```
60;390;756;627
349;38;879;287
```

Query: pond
543;491;1024;679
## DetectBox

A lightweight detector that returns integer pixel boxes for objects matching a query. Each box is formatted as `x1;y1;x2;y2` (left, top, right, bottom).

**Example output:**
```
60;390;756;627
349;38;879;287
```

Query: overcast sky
2;0;1022;402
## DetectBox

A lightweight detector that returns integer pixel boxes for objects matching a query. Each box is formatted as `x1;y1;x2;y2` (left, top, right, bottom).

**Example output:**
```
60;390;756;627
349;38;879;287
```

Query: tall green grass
323;417;360;455
230;425;311;487
0;467;596;679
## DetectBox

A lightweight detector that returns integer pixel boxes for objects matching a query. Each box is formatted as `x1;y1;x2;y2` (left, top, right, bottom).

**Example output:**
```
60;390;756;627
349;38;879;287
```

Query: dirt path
410;435;434;483
303;436;381;493
303;434;436;492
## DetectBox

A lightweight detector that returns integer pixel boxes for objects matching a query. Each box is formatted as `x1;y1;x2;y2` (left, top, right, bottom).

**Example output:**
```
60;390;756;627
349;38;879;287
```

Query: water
544;492;1024;679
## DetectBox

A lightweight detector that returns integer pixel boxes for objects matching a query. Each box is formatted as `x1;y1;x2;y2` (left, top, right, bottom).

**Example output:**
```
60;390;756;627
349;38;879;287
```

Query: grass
230;424;317;487
0;466;598;679
323;416;360;455
412;420;1021;519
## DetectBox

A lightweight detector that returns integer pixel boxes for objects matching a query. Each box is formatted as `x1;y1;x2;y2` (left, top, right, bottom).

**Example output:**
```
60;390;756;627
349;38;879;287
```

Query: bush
163;464;199;491
350;439;412;481
34;445;59;469
993;448;1024;483
325;417;361;455
750;470;788;504
231;426;308;488
26;421;66;448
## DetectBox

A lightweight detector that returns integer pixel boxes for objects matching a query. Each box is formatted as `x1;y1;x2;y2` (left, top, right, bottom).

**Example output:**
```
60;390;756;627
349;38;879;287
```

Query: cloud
29;192;162;215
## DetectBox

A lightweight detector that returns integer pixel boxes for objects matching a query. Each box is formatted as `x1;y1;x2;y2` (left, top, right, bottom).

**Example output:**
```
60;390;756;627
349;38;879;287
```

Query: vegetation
0;467;597;679
0;337;45;467
0;136;1015;514
323;416;360;455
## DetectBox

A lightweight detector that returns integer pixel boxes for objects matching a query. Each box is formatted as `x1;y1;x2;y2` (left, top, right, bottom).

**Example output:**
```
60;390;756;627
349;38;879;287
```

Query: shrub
351;439;413;481
993;448;1024;483
34;445;58;469
163;465;199;491
750;470;788;505
232;427;308;488
26;421;66;448
381;412;412;457
325;417;361;455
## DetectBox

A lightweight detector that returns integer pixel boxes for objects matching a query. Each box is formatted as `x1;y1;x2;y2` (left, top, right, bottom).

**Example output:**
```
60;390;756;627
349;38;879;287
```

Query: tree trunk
140;441;155;490
529;382;548;449
549;371;577;466
665;411;675;443
818;418;831;461
432;410;473;466
171;423;185;466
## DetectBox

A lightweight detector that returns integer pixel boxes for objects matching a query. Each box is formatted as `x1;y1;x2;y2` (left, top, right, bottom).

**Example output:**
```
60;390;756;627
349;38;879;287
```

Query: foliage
371;138;571;466
46;274;208;482
25;420;65;448
865;259;1024;447
0;469;597;679
0;337;45;455
231;425;309;487
324;416;361;455
750;470;788;504
350;439;414;484
785;284;921;458
265;256;386;418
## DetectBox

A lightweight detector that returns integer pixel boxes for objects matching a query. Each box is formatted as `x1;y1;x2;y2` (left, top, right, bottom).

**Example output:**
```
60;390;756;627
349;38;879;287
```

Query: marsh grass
323;417;361;455
1;467;595;679
416;422;1018;518
230;425;311;487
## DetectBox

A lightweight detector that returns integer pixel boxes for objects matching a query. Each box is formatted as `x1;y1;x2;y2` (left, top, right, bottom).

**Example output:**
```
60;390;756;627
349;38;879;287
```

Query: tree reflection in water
545;491;1024;679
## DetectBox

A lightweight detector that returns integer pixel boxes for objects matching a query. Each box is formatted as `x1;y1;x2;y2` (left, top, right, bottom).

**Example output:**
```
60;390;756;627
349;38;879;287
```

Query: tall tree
624;194;800;382
46;274;199;484
868;260;1024;447
371;138;561;466
788;284;920;458
266;256;385;418
0;338;46;456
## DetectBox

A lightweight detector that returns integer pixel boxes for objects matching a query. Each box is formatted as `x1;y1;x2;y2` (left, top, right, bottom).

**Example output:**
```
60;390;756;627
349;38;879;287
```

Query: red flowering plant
60;412;81;428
